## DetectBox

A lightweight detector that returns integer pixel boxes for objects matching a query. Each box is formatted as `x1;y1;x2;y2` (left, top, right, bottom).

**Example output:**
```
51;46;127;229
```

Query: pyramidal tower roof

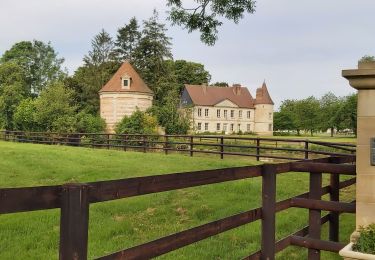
99;62;153;94
255;81;274;105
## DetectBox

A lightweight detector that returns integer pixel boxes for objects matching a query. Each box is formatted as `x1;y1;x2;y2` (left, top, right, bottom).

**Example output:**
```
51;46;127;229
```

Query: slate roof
99;62;153;94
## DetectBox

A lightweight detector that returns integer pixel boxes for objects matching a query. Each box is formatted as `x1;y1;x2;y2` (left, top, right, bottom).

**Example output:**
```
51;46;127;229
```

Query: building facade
99;62;153;133
181;83;274;135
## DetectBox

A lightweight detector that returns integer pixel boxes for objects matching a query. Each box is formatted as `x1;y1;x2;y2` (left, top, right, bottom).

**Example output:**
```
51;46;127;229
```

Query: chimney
233;84;242;95
202;83;207;94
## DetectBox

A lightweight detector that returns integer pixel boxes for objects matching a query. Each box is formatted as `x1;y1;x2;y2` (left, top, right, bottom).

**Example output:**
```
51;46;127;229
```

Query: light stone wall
254;104;274;135
191;104;256;134
100;92;153;133
355;89;375;228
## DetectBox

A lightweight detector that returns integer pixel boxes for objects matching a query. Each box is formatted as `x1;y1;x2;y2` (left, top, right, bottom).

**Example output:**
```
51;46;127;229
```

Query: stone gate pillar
342;61;375;229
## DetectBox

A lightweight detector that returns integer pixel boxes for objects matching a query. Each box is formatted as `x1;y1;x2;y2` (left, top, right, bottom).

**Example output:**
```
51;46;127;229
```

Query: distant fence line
0;130;356;161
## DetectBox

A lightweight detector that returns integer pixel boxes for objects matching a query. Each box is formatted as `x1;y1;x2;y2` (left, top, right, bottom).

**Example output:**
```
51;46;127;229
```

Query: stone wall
100;92;153;133
254;104;274;135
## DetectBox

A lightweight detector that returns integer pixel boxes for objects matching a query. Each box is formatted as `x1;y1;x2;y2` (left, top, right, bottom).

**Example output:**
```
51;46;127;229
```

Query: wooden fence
0;155;356;259
0;130;356;161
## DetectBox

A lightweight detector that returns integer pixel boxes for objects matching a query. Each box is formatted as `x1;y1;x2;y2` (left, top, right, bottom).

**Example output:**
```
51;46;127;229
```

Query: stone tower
254;82;274;135
99;62;153;133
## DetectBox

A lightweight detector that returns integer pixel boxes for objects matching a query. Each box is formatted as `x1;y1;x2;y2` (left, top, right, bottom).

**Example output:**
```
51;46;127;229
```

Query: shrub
75;112;106;133
115;110;158;135
352;224;375;254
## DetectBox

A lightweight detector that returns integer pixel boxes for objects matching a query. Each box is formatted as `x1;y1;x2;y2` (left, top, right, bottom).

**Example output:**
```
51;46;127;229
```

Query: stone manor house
181;83;274;135
99;62;274;135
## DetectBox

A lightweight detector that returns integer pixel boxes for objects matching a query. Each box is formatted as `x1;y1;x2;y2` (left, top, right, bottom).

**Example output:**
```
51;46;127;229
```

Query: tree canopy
167;0;256;45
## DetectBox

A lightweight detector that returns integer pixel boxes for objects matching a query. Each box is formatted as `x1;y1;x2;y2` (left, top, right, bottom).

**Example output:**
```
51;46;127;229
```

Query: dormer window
121;74;131;89
123;79;129;87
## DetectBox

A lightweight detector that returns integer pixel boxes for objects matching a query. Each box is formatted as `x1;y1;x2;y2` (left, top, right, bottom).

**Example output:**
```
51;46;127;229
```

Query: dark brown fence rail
0;155;356;260
0;130;356;161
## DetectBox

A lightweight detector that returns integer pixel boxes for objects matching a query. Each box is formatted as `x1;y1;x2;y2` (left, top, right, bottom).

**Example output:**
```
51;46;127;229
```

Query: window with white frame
121;74;131;89
223;123;228;132
230;124;234;131
205;123;209;131
224;110;227;118
247;111;251;119
231;110;234;118
198;108;202;117
239;110;242;118
217;109;221;118
197;122;202;130
217;123;221;131
238;124;241;131
269;112;272;120
247;124;251;132
205;109;209;117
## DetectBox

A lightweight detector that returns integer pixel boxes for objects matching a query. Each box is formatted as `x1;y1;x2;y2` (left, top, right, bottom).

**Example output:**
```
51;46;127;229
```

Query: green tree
1;40;65;95
295;97;320;136
132;10;173;90
278;99;300;134
72;29;120;114
115;17;142;61
70;61;119;114
0;84;27;130
115;109;158;134
13;98;38;131
75;111;106;133
149;91;191;134
335;94;357;135
165;59;211;93
84;29;117;66
210;82;229;87
33;81;77;132
167;0;256;45
273;111;294;132
319;92;342;137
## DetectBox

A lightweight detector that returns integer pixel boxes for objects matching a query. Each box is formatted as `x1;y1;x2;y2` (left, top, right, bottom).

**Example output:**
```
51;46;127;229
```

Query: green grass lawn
0;141;355;259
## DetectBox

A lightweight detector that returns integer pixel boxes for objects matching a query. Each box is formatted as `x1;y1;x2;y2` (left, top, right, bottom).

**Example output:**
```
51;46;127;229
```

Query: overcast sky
1;0;374;108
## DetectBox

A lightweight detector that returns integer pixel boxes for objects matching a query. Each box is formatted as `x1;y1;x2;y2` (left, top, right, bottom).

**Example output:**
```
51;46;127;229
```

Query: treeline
274;93;357;136
0;10;211;134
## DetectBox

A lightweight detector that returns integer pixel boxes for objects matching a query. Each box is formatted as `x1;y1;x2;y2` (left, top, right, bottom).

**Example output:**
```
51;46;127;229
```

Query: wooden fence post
164;136;168;155
123;135;127;152
59;183;89;260
308;172;322;260
220;136;224;159
329;174;339;242
107;134;110;149
305;141;309;160
143;135;147;153
190;136;194;157
256;138;260;161
261;164;276;260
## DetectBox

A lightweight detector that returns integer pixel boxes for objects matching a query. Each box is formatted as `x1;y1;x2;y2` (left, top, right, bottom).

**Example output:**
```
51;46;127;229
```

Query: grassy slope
0;141;355;259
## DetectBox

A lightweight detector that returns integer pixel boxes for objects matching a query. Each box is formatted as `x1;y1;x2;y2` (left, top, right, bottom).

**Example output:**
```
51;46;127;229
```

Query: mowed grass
0;141;355;259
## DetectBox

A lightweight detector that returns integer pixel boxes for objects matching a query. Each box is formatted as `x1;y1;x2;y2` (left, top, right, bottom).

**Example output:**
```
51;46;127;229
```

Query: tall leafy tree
0;62;29;129
132;9;173;90
319;92;342;136
115;17;142;61
84;29;116;66
295;97;320;136
73;29;120;114
335;94;357;135
165;59;211;93
1;40;64;95
167;0;256;45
